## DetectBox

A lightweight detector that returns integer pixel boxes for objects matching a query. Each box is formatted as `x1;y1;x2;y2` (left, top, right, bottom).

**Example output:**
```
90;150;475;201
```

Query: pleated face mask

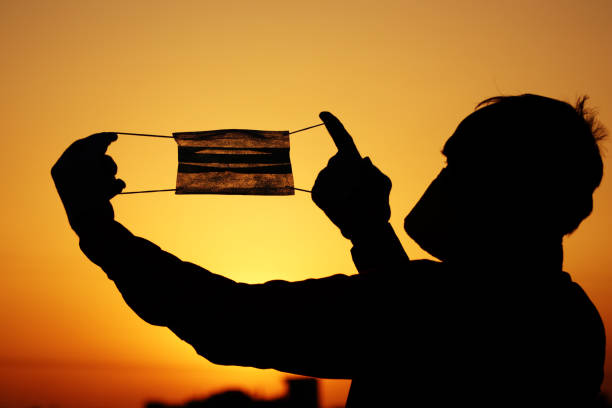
173;129;294;195
114;122;324;195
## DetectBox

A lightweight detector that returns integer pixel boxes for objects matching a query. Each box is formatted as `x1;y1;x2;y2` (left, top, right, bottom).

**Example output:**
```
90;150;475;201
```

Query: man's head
404;94;606;263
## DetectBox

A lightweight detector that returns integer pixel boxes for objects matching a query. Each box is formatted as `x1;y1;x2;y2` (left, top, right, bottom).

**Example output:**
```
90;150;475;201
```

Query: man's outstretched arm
78;219;365;379
51;132;366;380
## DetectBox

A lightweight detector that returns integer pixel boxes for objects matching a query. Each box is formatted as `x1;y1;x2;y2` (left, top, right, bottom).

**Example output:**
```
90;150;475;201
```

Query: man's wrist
66;201;115;236
348;222;394;247
350;222;409;274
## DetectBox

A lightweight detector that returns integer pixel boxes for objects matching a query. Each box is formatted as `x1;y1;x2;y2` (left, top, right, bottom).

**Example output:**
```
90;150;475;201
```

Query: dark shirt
79;221;605;407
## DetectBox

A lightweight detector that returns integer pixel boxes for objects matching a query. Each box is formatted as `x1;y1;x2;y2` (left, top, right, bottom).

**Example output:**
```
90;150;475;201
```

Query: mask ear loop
118;188;177;194
112;124;323;194
115;132;174;138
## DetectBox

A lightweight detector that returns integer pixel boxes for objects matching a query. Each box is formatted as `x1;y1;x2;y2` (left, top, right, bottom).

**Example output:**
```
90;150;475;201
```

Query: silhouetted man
52;94;606;407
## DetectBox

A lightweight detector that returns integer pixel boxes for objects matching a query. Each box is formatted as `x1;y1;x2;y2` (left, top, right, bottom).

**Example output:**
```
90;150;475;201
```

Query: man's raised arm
51;132;367;380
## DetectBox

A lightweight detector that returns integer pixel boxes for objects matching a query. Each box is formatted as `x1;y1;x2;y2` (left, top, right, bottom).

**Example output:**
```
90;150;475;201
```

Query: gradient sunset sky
1;1;612;407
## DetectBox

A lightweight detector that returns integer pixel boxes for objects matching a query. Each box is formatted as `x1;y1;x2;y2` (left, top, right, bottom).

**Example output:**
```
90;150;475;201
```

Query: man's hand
51;132;125;236
312;112;392;242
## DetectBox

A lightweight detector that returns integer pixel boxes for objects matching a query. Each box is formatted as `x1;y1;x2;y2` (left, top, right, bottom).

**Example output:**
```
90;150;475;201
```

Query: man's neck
452;235;564;276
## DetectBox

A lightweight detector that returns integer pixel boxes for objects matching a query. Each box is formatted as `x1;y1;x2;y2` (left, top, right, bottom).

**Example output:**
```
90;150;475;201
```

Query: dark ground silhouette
146;378;320;408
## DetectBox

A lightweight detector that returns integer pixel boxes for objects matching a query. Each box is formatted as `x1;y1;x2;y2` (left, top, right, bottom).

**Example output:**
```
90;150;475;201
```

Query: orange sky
1;1;612;407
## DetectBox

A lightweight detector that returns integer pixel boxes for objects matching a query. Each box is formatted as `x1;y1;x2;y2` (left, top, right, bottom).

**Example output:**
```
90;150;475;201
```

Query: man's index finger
319;112;361;160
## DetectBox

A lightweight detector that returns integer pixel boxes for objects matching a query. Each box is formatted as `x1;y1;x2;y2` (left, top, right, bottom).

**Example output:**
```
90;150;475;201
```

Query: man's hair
443;94;607;236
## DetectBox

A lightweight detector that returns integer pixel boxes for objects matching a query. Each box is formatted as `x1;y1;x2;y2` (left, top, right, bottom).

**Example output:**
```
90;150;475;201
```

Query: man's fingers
105;178;126;199
73;132;118;156
327;152;360;173
101;155;118;177
87;132;118;154
319;111;361;160
112;178;126;196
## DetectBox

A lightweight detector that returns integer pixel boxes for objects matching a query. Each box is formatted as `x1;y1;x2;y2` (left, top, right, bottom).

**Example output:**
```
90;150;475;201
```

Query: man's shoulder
409;258;444;269
407;258;451;280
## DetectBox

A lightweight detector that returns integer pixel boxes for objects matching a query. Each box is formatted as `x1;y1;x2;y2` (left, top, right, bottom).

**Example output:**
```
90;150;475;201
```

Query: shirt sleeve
77;220;369;379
